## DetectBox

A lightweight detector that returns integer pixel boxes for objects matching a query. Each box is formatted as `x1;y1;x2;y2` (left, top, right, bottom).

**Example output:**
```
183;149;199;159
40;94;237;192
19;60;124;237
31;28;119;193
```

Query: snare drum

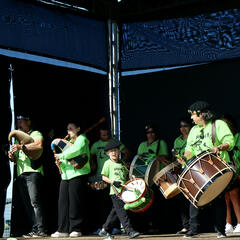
129;154;160;186
120;178;154;213
153;161;181;199
87;174;108;190
177;150;234;208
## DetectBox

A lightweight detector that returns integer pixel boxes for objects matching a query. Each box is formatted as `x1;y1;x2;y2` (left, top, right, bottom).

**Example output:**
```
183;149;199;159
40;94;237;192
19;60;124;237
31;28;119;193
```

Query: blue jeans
17;172;45;233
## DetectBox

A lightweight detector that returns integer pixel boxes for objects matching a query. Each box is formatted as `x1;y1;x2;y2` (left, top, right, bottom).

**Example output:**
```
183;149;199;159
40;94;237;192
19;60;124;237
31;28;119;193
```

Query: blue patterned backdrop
121;8;240;70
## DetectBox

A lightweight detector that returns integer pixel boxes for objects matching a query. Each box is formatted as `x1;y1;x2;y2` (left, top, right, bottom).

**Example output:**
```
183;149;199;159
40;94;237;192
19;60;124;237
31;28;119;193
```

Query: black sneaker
23;232;36;238
99;228;111;237
128;231;140;239
217;232;226;238
184;230;200;238
33;231;48;238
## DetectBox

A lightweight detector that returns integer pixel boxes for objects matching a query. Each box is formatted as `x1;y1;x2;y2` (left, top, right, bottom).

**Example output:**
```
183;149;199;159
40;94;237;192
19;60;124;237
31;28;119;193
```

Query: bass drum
177;150;234;208
129;154;160;186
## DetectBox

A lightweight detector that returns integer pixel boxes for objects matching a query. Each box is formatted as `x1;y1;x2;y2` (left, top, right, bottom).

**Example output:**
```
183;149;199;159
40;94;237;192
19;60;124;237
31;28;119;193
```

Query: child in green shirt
99;141;140;239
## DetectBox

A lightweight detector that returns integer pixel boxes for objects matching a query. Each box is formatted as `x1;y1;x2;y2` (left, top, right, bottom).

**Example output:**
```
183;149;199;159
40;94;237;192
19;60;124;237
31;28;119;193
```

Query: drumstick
121;184;136;192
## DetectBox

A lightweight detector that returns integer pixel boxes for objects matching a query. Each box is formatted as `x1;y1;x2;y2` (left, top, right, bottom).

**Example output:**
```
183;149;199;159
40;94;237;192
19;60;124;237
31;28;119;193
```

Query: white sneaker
69;231;82;237
51;231;69;238
225;223;234;233
233;223;240;233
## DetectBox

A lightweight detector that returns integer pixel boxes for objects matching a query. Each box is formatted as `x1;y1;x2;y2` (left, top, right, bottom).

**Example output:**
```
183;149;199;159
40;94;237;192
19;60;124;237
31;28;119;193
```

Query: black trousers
189;194;226;234
17;172;45;233
103;195;134;234
176;194;190;230
58;175;86;233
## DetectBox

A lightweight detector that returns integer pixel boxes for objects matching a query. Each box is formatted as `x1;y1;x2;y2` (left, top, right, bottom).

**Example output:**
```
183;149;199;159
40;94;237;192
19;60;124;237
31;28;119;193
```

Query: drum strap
212;120;216;145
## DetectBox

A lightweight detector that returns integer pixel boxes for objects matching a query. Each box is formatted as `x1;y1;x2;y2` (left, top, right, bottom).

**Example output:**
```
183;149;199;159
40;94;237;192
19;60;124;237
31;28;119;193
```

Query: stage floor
6;233;240;240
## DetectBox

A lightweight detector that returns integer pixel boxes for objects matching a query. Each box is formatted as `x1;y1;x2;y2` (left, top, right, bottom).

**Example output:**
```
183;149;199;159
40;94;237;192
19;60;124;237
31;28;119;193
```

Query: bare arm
102;175;113;185
11;138;43;152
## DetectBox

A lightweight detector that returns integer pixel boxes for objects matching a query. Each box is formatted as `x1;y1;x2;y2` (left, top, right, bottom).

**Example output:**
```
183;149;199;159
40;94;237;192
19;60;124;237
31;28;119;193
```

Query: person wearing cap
90;126;130;235
173;117;192;235
51;122;90;238
179;101;235;238
98;141;140;239
137;124;169;170
8;115;46;238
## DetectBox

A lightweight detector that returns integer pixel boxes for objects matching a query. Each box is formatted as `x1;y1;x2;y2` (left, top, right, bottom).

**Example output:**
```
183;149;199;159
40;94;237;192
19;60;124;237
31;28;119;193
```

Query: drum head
129;154;149;179
145;159;160;186
197;171;233;207
121;178;146;203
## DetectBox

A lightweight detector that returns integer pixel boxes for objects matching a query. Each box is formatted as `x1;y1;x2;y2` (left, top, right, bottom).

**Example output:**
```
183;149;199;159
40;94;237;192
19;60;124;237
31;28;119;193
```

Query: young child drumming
98;141;140;239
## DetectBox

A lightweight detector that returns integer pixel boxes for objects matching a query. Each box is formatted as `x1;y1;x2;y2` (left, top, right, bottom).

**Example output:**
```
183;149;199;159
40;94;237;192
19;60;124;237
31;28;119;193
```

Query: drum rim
154;161;179;180
129;154;143;179
132;191;154;213
145;158;159;186
177;150;217;181
120;177;147;203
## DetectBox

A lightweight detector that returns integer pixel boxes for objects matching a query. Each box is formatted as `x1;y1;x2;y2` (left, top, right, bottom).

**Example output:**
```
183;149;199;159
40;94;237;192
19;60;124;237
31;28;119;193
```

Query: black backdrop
120;58;240;155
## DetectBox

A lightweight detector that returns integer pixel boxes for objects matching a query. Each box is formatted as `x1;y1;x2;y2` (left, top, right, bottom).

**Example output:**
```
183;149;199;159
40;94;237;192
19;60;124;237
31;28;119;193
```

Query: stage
5;233;240;240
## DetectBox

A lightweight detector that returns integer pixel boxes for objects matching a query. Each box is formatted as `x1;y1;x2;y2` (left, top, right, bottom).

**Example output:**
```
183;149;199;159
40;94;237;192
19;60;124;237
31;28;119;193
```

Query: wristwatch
21;144;27;151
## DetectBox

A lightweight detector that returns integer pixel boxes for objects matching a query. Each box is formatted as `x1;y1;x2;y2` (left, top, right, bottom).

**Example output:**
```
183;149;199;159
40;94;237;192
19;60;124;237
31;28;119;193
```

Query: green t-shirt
15;130;44;176
137;139;168;156
101;159;128;195
137;139;168;169
59;134;91;180
90;138;125;174
174;135;187;158
185;120;235;163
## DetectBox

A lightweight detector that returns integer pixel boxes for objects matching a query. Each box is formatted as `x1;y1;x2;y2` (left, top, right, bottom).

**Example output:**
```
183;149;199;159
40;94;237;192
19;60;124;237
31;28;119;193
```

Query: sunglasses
146;131;156;134
180;124;190;128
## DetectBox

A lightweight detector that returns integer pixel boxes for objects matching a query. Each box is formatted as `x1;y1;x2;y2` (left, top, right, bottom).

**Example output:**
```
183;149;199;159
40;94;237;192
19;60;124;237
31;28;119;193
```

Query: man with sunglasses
137;124;169;169
8;115;46;238
179;101;234;238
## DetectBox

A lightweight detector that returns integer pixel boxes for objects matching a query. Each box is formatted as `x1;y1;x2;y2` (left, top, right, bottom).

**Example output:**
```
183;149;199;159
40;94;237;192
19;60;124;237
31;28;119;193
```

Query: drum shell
177;151;234;208
120;178;154;213
153;161;181;199
129;154;160;186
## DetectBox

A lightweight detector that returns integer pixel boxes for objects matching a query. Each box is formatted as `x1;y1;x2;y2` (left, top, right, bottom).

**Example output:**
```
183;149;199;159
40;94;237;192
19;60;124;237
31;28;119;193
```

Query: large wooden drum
177;150;234;208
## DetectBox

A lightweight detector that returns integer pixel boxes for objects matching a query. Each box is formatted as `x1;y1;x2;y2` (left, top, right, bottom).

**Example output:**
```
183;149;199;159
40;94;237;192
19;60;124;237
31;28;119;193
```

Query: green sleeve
31;131;44;141
158;140;168;155
215;120;235;151
101;160;109;177
59;135;88;161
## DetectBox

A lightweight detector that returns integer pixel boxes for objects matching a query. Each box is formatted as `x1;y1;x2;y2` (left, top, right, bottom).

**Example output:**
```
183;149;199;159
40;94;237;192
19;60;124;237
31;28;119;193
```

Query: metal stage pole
108;20;120;140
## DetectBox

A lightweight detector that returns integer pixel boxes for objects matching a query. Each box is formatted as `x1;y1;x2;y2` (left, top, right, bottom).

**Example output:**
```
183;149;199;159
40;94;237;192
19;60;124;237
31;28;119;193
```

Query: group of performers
1;100;240;239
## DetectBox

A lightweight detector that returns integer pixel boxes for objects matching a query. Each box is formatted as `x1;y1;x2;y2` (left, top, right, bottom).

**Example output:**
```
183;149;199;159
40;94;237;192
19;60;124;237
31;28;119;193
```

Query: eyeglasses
180;124;190;128
146;131;155;134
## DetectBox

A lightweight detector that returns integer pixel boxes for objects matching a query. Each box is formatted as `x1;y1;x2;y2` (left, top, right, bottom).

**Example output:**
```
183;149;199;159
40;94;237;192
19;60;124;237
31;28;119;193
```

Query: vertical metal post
108;19;120;140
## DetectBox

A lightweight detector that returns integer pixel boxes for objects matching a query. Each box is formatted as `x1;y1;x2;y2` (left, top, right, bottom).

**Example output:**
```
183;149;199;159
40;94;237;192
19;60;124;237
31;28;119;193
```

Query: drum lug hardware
198;168;204;174
184;188;189;193
189;178;195;184
208;160;213;165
